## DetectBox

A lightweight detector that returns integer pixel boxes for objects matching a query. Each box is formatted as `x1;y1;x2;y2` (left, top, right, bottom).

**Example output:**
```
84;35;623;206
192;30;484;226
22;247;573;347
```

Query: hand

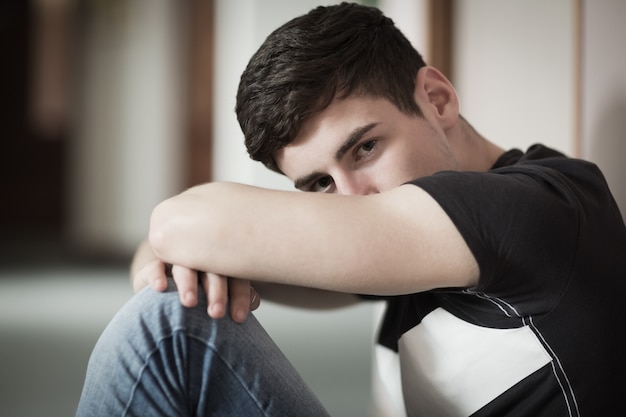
132;259;260;323
197;272;260;323
173;267;260;323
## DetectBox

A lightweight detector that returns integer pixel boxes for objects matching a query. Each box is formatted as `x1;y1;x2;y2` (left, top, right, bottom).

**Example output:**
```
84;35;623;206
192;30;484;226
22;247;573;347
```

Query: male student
76;3;626;416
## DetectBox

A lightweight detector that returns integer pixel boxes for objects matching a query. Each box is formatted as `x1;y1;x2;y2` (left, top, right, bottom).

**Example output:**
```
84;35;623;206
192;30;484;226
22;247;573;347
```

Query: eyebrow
293;122;380;190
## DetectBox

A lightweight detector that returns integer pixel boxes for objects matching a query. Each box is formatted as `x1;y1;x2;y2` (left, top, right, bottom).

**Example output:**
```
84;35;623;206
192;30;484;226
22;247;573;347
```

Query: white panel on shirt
375;345;408;417
397;307;552;416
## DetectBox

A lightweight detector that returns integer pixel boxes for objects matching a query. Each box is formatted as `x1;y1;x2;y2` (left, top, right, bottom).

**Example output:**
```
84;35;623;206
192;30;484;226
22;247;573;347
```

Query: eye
355;140;377;161
311;176;334;193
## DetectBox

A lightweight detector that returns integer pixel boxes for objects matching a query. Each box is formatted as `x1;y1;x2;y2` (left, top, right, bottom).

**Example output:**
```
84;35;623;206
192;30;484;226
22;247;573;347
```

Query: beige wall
580;0;626;219
452;0;576;156
452;0;625;218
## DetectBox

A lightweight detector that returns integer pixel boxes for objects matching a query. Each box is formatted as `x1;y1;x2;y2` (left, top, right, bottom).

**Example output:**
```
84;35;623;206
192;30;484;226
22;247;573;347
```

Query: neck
455;116;505;172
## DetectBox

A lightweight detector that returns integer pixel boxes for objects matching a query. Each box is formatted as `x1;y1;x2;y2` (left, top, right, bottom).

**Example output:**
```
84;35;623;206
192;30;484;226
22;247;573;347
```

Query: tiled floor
0;264;376;417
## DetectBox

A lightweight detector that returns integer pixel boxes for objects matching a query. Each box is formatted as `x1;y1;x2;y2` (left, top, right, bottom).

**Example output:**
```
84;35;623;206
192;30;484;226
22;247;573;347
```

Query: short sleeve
409;164;582;310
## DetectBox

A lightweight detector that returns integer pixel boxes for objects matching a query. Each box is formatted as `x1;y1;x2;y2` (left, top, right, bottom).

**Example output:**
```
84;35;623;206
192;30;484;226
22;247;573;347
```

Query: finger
249;286;261;311
229;278;252;323
149;261;170;292
134;259;168;293
206;272;228;319
171;265;199;307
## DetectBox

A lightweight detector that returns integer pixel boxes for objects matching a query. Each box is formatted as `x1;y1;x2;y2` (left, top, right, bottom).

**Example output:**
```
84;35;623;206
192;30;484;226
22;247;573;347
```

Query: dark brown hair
236;2;427;173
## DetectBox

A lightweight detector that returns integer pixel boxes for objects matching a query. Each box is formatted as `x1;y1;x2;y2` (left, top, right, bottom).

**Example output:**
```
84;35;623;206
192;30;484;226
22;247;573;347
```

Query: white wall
453;0;576;156
580;0;626;219
378;0;429;58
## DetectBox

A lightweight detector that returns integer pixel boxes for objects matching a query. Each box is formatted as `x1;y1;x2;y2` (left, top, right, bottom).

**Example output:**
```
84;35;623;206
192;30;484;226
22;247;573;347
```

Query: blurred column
68;0;185;256
30;0;74;140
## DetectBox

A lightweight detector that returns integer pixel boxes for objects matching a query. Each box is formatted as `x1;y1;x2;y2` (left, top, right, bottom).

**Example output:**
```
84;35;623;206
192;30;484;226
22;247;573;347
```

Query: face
274;95;460;195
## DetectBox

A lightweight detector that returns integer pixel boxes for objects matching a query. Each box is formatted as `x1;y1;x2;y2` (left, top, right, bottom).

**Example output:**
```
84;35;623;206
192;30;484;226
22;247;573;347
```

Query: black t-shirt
374;144;626;416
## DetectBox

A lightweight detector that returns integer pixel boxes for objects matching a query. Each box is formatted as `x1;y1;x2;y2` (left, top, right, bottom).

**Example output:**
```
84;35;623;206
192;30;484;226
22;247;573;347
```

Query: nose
335;172;379;196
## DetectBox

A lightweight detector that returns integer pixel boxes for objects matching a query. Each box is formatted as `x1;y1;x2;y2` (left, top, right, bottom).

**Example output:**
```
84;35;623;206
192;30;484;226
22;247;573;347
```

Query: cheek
399;138;455;179
395;145;429;176
374;149;426;188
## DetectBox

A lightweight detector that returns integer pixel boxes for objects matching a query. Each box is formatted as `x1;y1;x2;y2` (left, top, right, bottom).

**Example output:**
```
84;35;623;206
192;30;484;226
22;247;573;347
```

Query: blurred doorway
0;1;68;245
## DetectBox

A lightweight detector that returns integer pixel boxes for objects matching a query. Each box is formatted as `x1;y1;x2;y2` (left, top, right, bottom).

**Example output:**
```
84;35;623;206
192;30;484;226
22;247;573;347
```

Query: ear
413;66;460;130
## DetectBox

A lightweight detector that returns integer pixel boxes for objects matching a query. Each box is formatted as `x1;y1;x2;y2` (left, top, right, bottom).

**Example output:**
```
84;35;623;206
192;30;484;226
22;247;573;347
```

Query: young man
76;3;626;417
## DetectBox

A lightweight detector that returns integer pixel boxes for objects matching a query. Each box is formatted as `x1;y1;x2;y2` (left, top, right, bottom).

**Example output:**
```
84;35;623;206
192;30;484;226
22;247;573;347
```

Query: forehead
275;96;396;179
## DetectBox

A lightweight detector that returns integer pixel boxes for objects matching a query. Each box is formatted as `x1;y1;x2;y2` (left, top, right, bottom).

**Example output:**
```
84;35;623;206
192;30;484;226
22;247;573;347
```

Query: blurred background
0;1;624;416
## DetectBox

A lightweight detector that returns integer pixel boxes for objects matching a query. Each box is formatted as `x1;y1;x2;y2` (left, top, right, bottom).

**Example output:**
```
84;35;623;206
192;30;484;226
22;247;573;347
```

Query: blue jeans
75;282;330;417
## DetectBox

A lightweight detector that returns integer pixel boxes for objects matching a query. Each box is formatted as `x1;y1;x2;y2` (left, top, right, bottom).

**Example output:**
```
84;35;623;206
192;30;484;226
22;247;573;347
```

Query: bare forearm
149;181;479;296
148;182;363;292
